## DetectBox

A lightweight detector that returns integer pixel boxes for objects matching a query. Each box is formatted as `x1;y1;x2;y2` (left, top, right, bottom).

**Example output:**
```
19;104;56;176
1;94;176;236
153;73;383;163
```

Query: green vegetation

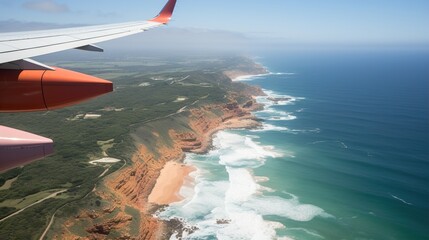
125;205;141;237
0;189;64;209
0;168;22;188
0;56;262;238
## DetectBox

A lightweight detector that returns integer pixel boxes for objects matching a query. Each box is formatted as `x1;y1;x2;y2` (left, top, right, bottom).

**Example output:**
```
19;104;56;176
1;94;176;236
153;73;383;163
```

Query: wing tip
149;0;177;24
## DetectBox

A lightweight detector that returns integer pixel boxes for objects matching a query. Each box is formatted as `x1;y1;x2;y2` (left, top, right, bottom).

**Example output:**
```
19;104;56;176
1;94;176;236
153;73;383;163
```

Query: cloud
0;20;81;32
98;27;253;54
23;0;69;13
0;20;259;55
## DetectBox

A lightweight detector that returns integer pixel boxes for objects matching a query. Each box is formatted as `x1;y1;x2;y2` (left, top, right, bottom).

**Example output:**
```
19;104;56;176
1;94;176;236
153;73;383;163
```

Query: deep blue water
253;50;429;239
160;50;429;240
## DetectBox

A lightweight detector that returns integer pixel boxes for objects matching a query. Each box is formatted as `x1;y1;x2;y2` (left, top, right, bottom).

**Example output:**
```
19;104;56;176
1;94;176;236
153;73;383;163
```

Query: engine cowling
0;67;113;112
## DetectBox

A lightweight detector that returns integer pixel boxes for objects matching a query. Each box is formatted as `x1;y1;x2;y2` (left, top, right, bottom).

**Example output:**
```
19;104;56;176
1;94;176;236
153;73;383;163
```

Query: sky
0;0;428;49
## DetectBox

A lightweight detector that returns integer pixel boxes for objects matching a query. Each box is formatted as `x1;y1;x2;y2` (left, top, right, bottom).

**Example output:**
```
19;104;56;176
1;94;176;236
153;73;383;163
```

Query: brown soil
55;69;266;240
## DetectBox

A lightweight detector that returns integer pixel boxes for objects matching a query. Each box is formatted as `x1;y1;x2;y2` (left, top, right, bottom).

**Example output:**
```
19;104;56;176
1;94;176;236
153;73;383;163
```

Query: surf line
390;194;413;205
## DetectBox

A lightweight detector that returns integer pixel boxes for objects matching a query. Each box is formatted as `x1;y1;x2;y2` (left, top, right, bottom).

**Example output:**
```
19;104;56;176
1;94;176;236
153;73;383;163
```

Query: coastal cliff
54;58;267;240
223;58;269;80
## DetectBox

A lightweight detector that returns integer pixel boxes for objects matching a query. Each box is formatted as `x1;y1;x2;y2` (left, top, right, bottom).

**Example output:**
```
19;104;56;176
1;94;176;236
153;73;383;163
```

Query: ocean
157;49;429;240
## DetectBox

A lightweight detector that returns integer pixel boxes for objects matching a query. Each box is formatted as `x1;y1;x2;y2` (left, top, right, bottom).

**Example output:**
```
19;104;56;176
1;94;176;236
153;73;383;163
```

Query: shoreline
190;115;262;154
223;59;270;81
139;67;268;238
231;72;272;82
57;58;270;240
144;70;268;237
146;116;262;207
148;161;195;205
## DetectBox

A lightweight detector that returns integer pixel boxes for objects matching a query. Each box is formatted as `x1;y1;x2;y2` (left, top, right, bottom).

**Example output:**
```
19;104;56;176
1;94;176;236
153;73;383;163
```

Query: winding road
0;189;67;223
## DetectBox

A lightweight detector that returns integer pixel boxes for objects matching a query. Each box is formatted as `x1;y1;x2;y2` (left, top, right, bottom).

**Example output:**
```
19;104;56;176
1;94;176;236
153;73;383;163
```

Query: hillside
0;55;267;239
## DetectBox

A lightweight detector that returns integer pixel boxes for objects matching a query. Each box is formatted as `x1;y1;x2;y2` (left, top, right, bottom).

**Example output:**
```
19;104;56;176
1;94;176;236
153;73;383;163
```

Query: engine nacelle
0;67;113;112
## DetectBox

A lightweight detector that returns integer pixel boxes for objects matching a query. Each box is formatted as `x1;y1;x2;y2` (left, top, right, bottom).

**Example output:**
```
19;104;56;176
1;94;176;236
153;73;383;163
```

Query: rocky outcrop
55;98;262;240
267;97;291;104
139;217;162;240
242;100;254;108
86;213;133;235
56;63;266;240
171;131;201;152
102;143;184;240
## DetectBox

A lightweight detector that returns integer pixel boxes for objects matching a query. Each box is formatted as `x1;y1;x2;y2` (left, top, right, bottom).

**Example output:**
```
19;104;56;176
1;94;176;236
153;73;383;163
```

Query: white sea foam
251;123;289;132
252;124;319;136
232;73;271;81
226;167;259;202
259;108;291;116
215;132;282;167
339;141;348;149
232;71;295;82
288;128;321;134
287;228;325;239
260;90;305;107
268;115;298;121
252;90;305;137
310;140;347;148
275;72;296;76
390;194;413;205
278;237;296;240
176;166;200;202
255;176;270;183
258;109;297;121
242;196;332;222
158;131;329;240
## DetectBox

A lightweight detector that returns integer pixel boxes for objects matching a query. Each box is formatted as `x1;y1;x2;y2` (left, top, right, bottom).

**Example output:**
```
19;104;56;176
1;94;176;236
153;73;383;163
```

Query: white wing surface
0;0;177;65
0;0;177;172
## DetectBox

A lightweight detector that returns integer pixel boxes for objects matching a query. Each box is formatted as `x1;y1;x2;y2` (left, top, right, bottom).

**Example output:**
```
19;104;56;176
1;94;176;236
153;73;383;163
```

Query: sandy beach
147;118;260;206
231;73;270;81
148;161;195;205
148;80;263;206
56;60;269;239
223;61;269;81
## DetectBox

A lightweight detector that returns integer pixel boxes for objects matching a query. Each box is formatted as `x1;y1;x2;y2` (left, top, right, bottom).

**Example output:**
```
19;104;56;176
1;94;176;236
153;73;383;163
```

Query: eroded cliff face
55;78;264;240
106;144;184;240
182;101;260;153
109;144;183;207
55;144;183;240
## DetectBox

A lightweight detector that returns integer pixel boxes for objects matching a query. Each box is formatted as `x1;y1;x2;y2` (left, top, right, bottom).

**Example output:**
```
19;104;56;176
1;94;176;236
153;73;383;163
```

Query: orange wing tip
149;0;177;24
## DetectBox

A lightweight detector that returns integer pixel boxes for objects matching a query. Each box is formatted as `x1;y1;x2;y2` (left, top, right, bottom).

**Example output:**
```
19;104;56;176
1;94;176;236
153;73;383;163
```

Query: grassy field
0;55;262;239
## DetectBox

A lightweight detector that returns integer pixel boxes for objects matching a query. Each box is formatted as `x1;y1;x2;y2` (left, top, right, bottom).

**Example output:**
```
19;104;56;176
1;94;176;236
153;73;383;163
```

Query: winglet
149;0;177;24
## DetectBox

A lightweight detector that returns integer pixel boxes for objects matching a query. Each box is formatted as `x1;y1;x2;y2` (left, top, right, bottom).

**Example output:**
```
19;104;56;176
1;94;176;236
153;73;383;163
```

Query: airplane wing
0;0;177;172
0;0;177;66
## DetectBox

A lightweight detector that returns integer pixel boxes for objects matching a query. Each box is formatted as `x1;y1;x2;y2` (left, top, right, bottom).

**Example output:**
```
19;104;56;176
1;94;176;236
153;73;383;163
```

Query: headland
5;56;269;239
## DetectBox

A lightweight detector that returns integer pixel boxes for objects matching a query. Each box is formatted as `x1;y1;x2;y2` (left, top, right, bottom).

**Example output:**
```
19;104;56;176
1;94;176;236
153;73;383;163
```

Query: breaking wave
157;132;329;239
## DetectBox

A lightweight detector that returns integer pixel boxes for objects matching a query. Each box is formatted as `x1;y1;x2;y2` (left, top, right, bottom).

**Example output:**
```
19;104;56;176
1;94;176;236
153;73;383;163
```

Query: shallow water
158;50;429;240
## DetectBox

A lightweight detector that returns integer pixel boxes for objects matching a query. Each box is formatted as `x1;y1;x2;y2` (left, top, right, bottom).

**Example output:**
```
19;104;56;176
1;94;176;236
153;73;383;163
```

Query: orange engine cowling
0;68;113;112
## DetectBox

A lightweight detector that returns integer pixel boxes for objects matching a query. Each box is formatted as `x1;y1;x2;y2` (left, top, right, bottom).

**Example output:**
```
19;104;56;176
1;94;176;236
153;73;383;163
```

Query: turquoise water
158;50;429;240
